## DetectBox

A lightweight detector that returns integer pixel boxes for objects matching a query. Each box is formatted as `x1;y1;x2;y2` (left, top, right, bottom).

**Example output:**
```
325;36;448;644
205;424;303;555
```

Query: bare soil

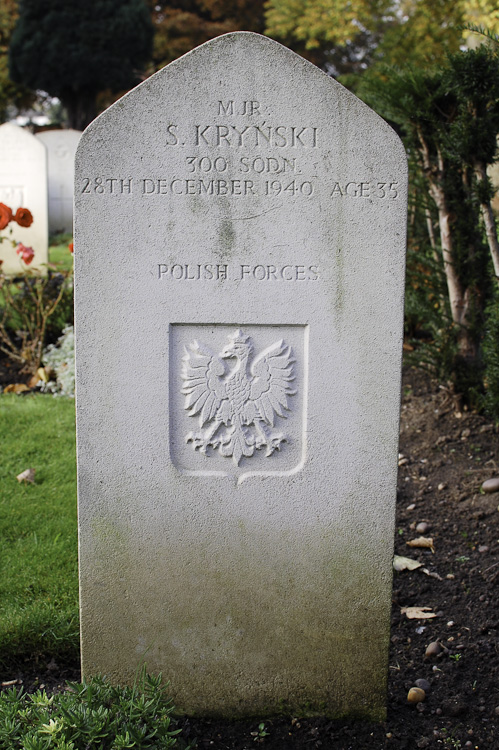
2;366;498;749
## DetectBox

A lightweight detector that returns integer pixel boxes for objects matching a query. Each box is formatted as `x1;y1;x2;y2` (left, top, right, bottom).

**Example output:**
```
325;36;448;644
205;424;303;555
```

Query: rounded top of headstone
0;121;46;150
78;31;405;168
36;129;82;146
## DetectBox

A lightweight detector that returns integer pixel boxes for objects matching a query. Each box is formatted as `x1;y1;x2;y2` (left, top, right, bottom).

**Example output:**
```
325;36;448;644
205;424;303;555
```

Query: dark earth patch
1;366;498;748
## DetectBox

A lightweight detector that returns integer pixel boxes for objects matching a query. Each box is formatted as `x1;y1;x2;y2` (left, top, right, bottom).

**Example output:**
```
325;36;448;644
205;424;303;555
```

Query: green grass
48;233;73;272
0;393;79;668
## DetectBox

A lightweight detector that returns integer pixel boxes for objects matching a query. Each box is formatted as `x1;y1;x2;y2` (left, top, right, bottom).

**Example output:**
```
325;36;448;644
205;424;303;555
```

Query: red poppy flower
14;207;33;228
0;203;13;230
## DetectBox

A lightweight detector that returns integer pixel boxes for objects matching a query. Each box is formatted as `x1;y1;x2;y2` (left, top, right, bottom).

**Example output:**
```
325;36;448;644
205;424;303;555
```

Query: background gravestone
36;129;81;234
0;123;48;274
75;32;407;719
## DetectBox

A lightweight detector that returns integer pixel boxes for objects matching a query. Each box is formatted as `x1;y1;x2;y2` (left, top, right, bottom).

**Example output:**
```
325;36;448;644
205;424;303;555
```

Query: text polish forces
157;264;320;281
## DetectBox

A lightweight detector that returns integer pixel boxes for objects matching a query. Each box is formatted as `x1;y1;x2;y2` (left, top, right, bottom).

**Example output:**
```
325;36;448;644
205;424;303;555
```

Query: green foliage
443;45;499;167
42;326;75;397
0;394;78;668
9;0;153;129
359;48;499;406
0;672;190;749
482;289;499;420
0;268;73;373
148;0;265;71
265;0;470;77
49;236;75;274
0;0;33;122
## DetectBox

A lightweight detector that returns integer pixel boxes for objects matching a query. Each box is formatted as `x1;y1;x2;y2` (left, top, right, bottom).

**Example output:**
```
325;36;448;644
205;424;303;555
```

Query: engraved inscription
158;263;320;281
81;177;133;194
159;263;228;280
218;100;261;115
78;98;402;203
331;181;399;199
182;329;296;466
193;124;318;148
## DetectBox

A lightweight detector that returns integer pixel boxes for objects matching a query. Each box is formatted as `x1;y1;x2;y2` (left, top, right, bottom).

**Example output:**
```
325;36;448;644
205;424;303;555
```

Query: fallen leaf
393;555;423;572
4;383;30;394
401;606;437;620
422;568;443;581
16;468;36;484
407;536;435;553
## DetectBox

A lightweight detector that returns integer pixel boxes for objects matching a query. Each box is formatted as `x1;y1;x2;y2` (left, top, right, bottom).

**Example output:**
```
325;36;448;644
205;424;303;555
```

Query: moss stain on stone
216;216;236;264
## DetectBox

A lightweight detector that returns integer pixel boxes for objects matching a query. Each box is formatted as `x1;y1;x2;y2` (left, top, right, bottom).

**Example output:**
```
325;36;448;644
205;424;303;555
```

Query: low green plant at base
0;672;192;749
42;326;75;397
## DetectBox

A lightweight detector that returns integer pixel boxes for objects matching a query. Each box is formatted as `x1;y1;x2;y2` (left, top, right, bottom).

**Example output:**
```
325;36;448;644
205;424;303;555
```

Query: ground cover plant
0;393;78;669
0;671;190;749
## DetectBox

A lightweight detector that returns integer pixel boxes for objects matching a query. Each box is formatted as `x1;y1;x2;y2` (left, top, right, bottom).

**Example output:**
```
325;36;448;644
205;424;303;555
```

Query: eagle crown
220;329;253;369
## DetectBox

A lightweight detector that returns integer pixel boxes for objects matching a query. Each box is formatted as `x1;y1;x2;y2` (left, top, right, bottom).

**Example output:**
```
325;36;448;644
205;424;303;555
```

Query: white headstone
0;123;48;274
36;129;81;234
75;33;407;720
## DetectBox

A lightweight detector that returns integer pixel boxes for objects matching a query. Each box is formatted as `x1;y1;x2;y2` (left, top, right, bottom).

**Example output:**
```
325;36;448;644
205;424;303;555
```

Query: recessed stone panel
170;323;307;481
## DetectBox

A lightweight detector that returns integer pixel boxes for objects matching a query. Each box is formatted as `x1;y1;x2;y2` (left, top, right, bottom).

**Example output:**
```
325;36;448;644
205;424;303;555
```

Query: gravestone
0;123;48;274
75;32;407;720
36;129;81;234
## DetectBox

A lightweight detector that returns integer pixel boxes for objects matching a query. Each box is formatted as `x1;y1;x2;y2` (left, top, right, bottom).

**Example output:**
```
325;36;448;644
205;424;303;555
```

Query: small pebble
437;483;446;490
416;522;430;534
494;706;499;716
446;573;455;580
478;545;489;553
407;687;426;703
415;678;431;692
465;743;473;748
447;621;454;627
436;708;442;715
407;503;416;510
425;641;442;657
482;477;499;493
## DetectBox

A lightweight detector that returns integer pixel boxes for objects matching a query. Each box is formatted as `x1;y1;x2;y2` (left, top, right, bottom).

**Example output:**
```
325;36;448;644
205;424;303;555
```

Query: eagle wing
181;341;228;426
248;340;296;426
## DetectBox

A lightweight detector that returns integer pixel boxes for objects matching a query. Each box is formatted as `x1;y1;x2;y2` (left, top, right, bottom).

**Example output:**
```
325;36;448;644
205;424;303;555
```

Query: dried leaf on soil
3;383;30;394
401;606;437;620
421;568;442;580
393;555;423;571
406;536;435;552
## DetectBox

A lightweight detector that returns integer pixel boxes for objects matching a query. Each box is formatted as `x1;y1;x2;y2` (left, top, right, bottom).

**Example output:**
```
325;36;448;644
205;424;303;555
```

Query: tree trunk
474;161;499;282
417;130;476;361
63;90;98;131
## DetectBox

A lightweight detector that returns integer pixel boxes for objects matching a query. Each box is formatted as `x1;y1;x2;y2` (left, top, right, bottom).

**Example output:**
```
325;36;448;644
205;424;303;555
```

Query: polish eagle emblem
181;329;296;466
